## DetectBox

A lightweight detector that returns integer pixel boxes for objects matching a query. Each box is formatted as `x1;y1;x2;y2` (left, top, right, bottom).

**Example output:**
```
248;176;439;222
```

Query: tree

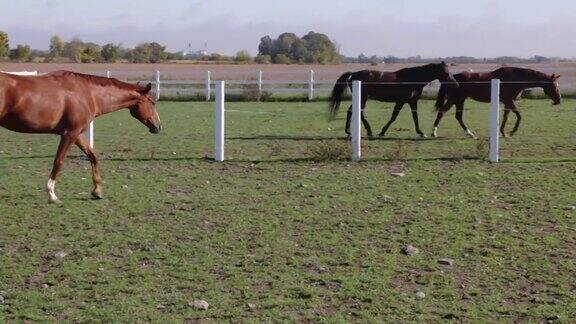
65;37;86;63
101;43;122;62
80;43;101;63
257;31;340;64
10;44;31;62
130;43;152;63
0;31;9;58
258;36;273;56
148;42;167;63
49;35;65;57
289;38;308;63
129;42;167;63
302;31;339;64
235;50;252;63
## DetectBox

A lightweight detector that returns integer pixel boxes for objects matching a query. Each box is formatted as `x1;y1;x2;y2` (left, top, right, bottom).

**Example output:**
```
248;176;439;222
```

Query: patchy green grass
0;99;575;322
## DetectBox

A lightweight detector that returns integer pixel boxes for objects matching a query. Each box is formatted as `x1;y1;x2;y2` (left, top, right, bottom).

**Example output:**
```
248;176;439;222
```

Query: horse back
0;72;93;134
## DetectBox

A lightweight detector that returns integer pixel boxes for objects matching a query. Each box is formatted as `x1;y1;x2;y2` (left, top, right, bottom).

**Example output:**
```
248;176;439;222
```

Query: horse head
129;83;162;134
437;61;459;88
543;74;561;105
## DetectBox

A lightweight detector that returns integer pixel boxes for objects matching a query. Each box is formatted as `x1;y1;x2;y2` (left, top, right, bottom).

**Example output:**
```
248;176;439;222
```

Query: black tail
435;82;448;111
328;72;352;120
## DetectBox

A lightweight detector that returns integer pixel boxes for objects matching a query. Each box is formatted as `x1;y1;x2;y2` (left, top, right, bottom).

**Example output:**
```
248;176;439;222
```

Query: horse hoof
48;197;62;205
419;134;428;138
91;189;103;200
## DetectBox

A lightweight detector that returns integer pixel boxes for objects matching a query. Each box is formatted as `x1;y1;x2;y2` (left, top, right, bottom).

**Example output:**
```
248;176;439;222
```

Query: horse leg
431;100;454;137
76;134;103;199
409;101;426;138
455;102;477;139
360;98;374;137
500;102;515;137
379;102;404;137
47;133;80;204
509;104;522;136
361;111;374;138
500;107;511;137
345;105;352;138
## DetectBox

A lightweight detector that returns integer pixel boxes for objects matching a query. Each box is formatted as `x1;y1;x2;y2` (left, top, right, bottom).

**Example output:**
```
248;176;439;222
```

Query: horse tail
435;82;448;111
329;72;353;120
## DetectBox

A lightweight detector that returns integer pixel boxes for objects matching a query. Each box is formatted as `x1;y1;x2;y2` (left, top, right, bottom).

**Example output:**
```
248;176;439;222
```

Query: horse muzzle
147;120;162;134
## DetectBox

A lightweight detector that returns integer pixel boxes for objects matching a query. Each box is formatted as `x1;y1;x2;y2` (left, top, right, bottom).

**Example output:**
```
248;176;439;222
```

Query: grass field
0;99;575;322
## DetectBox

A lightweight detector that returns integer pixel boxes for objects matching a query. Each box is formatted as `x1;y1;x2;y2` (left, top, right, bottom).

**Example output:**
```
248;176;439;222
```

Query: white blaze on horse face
47;178;59;203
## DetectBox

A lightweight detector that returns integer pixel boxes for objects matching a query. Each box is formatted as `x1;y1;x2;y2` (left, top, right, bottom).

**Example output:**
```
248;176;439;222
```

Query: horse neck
400;66;440;83
502;70;550;89
96;85;140;116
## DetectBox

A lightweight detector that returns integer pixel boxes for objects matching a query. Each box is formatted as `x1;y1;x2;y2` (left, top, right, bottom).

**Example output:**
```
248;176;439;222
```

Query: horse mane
47;70;145;91
495;67;551;80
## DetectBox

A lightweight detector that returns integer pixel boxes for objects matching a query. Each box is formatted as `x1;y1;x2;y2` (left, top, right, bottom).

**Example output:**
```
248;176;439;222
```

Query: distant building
184;42;208;58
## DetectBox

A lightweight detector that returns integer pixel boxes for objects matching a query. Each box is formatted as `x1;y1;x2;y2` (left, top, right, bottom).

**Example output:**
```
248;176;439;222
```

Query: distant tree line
0;29;569;65
342;54;566;64
46;35;169;63
256;32;341;64
0;31;171;63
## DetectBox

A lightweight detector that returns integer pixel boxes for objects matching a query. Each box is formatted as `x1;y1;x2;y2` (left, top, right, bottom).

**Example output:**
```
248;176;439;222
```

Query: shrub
273;54;292;64
254;54;272;64
235;50;252;64
308;140;350;161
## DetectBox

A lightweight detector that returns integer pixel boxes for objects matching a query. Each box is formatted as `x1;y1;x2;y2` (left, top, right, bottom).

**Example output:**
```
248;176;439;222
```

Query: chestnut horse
329;62;458;137
433;67;561;138
0;71;162;203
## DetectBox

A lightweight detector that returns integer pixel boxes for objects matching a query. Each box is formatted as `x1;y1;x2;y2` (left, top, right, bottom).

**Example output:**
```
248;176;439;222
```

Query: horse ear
138;83;152;95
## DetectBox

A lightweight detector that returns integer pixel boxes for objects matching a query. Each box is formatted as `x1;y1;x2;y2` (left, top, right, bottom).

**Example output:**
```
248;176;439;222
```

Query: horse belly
464;85;491;103
0;104;64;134
367;87;413;102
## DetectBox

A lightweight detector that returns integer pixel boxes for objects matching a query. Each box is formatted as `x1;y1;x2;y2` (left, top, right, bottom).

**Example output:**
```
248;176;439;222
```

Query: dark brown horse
0;71;161;203
329;62;458;137
433;67;561;138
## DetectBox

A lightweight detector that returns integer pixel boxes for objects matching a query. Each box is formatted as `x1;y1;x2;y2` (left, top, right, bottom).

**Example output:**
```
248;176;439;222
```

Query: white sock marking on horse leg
465;129;478;139
47;178;60;203
432;127;438;137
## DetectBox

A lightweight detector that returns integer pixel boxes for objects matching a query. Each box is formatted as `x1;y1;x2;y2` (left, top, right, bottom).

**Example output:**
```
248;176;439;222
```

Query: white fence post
206;71;212;101
86;122;94;149
214;81;225;162
258;70;263;101
308;70;315;101
85;71;109;149
155;70;161;101
489;79;500;163
351;80;362;161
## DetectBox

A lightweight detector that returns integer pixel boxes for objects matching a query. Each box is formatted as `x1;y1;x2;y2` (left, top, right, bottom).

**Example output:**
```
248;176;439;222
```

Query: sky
1;0;576;58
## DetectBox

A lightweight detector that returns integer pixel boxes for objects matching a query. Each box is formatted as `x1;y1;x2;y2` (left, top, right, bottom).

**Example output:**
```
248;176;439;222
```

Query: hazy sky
2;0;576;57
